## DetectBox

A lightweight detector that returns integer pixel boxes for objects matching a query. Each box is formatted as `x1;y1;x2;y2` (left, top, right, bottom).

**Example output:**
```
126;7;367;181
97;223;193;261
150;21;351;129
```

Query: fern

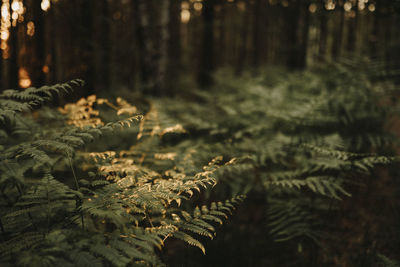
153;63;399;265
170;196;245;254
0;79;248;266
1;63;397;266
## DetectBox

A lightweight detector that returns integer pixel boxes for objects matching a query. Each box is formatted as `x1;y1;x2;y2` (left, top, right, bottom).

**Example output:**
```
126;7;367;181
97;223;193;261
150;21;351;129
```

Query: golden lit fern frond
137;102;186;140
137;103;161;140
169;195;246;254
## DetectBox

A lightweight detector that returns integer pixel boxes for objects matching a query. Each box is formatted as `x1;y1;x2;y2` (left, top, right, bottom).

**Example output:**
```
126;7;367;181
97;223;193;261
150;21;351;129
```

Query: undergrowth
1;62;399;266
157;62;400;266
0;80;244;266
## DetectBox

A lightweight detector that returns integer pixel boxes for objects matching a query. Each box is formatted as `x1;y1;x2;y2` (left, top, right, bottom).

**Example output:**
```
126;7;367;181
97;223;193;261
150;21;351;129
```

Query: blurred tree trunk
135;0;154;94
167;0;181;95
198;0;215;88
332;1;344;60
92;0;110;93
285;1;300;69
251;0;262;71
154;0;170;95
53;4;64;83
81;0;93;95
135;0;170;95
298;0;310;69
319;9;328;62
370;0;380;59
43;7;52;84
235;0;250;75
33;1;45;86
26;0;45;87
46;7;55;84
8;23;19;89
346;0;358;53
286;0;308;69
218;4;226;66
262;0;271;64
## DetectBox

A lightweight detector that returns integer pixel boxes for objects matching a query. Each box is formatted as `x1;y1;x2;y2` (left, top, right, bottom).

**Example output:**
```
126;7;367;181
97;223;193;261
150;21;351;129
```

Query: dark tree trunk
53;4;65;83
43;4;52;84
262;0;271;64
319;9;328;62
167;0;181;95
285;1;300;69
135;0;154;94
80;0;93;95
285;0;308;70
30;1;45;86
332;1;345;60
198;0;215;88
251;0;262;71
235;0;250;75
9;23;19;89
134;0;171;95
298;0;310;69
154;0;170;95
217;3;226;67
346;1;358;53
92;0;110;93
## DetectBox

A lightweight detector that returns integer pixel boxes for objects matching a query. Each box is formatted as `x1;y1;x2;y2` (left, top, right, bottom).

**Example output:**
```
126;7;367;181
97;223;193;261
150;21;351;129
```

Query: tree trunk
53;4;64;83
135;0;155;94
167;0;181;95
298;0;310;69
235;0;250;75
285;0;308;70
332;1;345;60
319;9;328;62
198;0;215;88
92;0;110;93
285;1;300;69
346;0;358;53
80;0;93;95
154;0;170;96
251;0;262;71
34;0;45;86
9;22;19;89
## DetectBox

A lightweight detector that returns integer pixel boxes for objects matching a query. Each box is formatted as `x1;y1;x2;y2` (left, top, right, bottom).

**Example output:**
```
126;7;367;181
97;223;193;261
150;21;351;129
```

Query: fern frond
172;231;206;254
0;232;44;258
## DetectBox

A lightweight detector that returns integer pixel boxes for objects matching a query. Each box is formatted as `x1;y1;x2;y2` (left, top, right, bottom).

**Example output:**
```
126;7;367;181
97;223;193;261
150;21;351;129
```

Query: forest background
1;0;399;94
1;0;400;266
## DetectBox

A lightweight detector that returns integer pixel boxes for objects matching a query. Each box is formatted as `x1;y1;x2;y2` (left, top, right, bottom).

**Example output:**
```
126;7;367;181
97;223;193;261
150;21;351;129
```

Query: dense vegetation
1;62;399;266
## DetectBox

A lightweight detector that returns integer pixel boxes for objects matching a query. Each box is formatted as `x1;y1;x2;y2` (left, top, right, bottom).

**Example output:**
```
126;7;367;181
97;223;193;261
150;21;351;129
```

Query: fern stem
101;99;119;111
145;210;154;228
68;156;84;229
68;157;80;190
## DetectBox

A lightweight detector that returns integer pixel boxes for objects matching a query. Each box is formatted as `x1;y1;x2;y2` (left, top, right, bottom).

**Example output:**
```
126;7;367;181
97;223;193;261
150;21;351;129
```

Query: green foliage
155;63;399;265
375;254;400;267
0;81;244;266
1;63;398;266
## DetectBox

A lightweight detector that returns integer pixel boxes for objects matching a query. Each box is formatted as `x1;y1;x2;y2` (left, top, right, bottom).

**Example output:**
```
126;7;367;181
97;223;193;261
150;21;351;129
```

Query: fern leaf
172;231;206;254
